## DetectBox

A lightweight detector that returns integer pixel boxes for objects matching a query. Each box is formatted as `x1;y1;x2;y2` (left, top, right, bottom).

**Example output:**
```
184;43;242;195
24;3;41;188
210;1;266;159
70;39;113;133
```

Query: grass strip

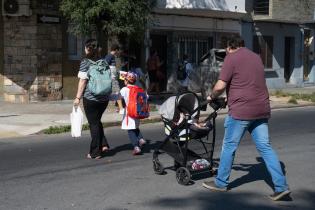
272;90;315;102
42;117;162;135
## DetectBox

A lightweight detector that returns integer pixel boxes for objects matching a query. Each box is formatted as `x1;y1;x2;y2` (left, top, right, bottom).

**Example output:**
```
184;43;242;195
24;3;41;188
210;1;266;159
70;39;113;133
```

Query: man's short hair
110;43;120;51
227;37;244;49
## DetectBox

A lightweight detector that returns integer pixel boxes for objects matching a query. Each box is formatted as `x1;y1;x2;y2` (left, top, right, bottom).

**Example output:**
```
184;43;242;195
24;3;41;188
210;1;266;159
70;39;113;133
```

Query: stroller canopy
159;92;200;122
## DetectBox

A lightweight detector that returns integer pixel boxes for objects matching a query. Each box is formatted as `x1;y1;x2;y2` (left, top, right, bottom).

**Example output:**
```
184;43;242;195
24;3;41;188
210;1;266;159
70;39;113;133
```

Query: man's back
219;47;270;120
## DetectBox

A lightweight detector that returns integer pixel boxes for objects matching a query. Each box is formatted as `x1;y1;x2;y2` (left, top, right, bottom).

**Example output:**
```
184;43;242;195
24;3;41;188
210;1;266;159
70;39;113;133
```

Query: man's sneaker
132;146;141;155
119;108;125;115
268;190;291;201
139;139;147;147
202;181;227;192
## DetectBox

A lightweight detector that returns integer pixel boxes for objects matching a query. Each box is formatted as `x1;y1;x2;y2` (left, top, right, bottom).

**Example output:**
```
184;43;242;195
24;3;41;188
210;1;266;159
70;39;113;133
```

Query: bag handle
73;106;79;113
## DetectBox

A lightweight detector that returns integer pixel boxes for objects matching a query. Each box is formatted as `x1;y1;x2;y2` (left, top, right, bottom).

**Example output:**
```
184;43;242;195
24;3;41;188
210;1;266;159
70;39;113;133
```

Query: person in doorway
179;54;193;91
147;49;162;94
104;44;125;114
202;37;290;201
74;39;110;159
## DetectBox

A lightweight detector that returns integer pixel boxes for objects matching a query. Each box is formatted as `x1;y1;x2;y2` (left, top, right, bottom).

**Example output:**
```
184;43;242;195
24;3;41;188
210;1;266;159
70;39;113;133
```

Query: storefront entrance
150;34;167;92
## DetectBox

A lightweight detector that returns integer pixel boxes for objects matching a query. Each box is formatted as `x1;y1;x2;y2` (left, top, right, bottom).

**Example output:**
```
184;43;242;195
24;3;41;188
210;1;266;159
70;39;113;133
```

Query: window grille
178;37;213;64
254;0;270;15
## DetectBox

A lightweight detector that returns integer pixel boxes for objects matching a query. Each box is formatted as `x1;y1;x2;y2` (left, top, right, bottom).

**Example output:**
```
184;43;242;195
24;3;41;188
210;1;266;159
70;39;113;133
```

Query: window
254;0;270;15
253;36;273;68
178;37;213;64
67;33;84;60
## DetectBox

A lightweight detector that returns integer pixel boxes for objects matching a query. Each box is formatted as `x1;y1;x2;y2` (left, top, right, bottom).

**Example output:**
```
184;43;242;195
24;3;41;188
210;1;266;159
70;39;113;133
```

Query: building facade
0;0;315;103
1;0;64;103
149;0;247;92
243;0;315;88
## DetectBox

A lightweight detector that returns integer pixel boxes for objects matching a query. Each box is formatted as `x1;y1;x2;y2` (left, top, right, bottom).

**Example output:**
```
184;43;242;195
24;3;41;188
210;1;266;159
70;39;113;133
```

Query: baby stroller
153;92;226;185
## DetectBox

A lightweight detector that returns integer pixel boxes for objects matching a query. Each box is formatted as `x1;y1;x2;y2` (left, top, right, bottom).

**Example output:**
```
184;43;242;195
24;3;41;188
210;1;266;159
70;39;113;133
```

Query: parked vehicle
188;49;226;99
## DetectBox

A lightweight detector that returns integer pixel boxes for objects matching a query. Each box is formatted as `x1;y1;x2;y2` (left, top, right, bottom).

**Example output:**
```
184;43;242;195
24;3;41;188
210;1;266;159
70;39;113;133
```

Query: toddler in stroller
153;92;226;185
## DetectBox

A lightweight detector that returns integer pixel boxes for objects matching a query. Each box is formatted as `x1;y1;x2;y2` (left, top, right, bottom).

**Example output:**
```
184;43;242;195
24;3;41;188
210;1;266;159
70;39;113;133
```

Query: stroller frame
153;92;226;185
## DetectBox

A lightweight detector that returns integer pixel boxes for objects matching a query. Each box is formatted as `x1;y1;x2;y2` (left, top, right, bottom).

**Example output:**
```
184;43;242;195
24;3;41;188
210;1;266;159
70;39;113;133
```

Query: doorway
150;34;167;92
284;37;295;83
303;29;311;81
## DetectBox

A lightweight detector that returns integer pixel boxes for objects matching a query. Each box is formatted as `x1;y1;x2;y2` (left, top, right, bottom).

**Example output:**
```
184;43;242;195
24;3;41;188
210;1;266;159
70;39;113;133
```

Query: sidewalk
0;87;315;139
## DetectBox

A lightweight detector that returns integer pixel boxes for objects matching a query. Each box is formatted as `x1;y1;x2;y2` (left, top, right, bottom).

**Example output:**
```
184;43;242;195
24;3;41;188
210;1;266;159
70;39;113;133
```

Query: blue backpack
87;59;112;96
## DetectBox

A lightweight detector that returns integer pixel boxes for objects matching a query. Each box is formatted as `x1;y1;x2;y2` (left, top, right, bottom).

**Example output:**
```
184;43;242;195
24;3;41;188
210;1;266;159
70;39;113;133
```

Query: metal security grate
254;0;270;15
178;37;213;65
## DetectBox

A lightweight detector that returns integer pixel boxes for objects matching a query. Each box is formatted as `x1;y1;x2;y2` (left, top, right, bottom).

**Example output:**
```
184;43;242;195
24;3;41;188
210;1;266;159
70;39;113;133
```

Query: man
202;37;290;201
104;44;124;114
179;54;193;91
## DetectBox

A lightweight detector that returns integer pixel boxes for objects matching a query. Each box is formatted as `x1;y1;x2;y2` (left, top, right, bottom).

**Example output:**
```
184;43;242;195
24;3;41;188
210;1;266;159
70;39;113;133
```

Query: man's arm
208;80;227;100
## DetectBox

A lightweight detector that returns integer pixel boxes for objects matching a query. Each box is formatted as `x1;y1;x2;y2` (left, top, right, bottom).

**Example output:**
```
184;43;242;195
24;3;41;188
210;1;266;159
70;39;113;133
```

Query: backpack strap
86;59;96;77
126;85;133;126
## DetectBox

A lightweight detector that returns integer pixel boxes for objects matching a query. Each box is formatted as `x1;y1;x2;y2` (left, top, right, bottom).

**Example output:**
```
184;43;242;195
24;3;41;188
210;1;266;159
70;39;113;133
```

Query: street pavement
0;107;315;210
0;86;315;139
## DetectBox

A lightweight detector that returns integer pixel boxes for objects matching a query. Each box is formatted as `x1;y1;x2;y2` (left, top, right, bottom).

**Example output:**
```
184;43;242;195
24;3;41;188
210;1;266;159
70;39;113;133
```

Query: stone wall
3;1;62;103
272;0;315;22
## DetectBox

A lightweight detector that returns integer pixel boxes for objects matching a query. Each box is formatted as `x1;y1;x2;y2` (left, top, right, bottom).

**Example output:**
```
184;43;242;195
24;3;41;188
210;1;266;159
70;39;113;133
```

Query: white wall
157;0;246;13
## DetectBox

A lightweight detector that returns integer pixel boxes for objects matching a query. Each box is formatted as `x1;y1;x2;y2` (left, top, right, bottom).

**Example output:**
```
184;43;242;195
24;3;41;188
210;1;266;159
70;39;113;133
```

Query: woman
73;39;110;159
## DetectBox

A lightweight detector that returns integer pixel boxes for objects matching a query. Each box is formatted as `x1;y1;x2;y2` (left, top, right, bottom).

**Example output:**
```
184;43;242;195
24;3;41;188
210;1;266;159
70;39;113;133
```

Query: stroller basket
153;92;226;185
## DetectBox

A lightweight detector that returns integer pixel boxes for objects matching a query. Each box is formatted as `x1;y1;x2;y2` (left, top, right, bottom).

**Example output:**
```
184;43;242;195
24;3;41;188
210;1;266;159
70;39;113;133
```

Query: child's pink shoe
132;146;141;155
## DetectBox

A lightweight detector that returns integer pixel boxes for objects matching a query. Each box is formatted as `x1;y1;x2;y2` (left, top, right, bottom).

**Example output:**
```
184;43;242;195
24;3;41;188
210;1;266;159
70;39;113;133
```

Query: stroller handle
200;97;226;111
209;97;227;110
187;97;226;121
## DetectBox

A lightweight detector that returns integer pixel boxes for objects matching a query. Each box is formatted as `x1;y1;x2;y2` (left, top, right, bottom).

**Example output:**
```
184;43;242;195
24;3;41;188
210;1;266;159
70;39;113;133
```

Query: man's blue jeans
215;115;289;192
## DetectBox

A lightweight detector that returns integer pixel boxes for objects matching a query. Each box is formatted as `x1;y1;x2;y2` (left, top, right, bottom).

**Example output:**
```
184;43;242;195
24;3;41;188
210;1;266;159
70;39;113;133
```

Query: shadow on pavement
229;157;287;193
102;139;162;157
146;190;315;210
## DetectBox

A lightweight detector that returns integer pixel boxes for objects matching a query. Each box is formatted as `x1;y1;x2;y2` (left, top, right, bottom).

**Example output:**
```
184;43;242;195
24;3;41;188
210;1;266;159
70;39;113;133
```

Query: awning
153;8;246;20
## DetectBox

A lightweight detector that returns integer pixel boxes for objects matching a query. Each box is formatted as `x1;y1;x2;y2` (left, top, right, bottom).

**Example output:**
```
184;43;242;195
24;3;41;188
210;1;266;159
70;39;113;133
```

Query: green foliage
273;90;288;97
287;97;298;104
41;118;161;135
272;90;315;103
43;125;71;134
60;0;156;38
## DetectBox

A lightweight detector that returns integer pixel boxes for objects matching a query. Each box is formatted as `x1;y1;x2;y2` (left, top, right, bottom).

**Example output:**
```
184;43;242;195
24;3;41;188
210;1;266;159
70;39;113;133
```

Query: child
119;72;147;155
176;112;212;130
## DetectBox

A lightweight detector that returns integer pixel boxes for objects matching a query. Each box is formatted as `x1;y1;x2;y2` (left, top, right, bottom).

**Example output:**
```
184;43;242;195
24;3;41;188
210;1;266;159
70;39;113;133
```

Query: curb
38;103;315;135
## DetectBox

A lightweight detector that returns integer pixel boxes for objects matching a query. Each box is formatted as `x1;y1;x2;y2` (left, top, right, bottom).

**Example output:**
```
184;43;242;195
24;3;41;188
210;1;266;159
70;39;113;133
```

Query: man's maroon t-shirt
219;47;270;120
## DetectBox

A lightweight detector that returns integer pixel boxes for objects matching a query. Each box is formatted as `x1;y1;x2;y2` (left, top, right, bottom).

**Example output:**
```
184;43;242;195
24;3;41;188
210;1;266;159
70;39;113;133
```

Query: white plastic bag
70;106;84;137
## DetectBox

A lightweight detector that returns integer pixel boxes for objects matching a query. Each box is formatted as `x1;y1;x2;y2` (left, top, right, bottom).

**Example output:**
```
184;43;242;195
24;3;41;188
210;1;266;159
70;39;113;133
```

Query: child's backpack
177;62;187;80
127;85;150;119
87;59;112;96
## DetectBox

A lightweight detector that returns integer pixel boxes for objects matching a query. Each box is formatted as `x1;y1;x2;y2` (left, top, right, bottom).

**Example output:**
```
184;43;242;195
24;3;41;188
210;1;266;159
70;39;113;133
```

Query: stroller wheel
176;167;191;185
153;159;164;175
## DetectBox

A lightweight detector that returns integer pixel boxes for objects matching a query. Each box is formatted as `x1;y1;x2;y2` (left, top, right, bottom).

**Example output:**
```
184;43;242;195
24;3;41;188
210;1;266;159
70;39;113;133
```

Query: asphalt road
0;107;314;210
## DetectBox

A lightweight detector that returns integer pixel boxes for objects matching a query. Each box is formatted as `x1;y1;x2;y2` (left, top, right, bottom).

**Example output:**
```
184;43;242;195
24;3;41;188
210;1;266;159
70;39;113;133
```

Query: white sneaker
119;108;125;115
139;139;147;147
